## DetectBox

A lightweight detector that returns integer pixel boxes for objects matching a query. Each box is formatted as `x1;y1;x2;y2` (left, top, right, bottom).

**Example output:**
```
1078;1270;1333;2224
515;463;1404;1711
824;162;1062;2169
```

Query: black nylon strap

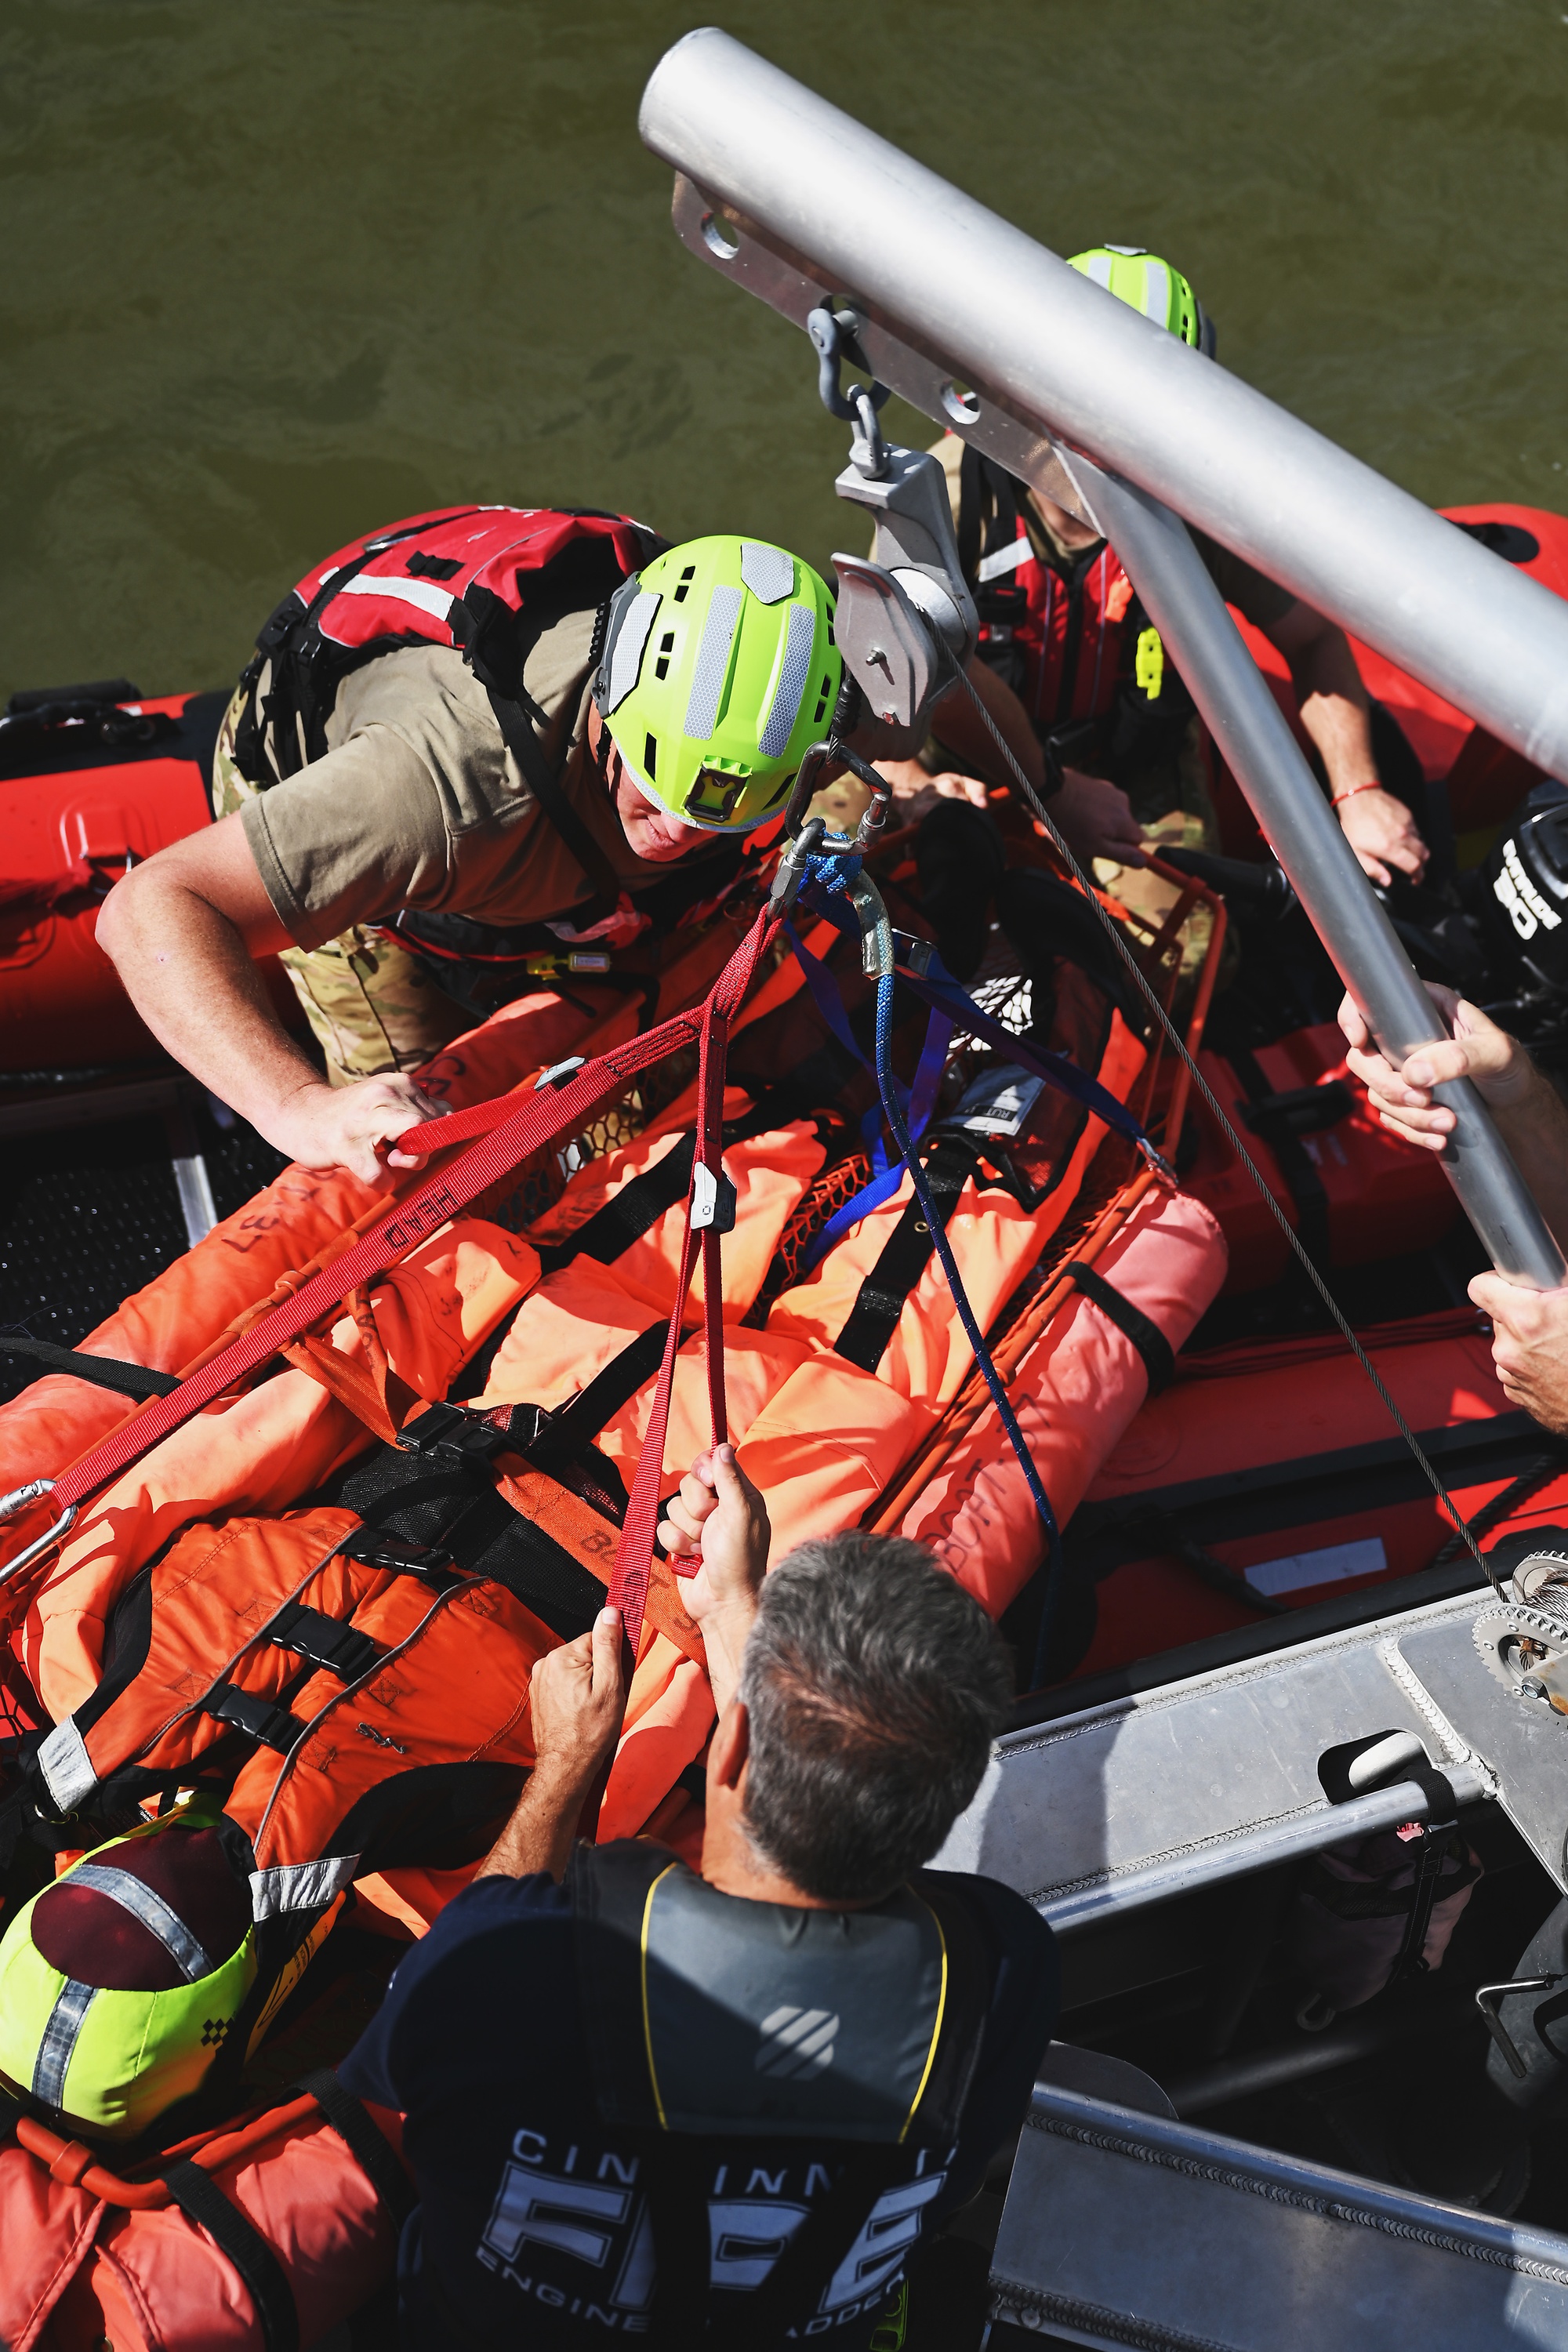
536;1136;696;1275
0;1334;180;1399
1064;1261;1174;1396
296;2065;416;2227
521;1324;666;1475
833;1142;978;1374
534;1093;794;1282
1392;1769;1462;1981
487;685;624;916
162;2157;300;2352
328;1443;607;1639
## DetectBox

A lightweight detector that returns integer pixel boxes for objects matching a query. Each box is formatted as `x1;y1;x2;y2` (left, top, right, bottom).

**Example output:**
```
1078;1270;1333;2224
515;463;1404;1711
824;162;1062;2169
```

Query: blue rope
873;967;1065;1675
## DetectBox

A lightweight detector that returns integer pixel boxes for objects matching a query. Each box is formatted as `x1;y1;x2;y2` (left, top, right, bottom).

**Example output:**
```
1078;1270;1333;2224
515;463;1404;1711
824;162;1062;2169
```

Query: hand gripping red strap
12;911;780;1577
605;971;736;1650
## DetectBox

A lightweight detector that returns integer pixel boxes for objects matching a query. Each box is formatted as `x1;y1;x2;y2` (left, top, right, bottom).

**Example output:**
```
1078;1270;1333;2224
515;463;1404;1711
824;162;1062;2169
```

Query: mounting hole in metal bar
701;212;739;260
942;380;981;424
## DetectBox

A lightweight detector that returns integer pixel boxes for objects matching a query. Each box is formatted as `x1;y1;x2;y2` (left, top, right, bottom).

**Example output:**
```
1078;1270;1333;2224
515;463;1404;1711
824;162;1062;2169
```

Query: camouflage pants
212;688;471;1086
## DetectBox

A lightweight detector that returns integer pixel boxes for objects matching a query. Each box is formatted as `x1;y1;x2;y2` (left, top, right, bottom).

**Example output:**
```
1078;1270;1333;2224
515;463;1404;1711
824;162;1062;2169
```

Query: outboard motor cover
1481;780;1568;994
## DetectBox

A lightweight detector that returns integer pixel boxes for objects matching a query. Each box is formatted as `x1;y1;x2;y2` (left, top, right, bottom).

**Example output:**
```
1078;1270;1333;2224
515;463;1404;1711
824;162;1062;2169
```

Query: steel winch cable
950;664;1502;1596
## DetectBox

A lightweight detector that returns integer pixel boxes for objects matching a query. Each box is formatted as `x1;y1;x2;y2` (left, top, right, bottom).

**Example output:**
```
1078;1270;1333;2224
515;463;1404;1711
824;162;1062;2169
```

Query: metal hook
0;1478;79;1588
1475;1974;1566;2079
806;306;891;478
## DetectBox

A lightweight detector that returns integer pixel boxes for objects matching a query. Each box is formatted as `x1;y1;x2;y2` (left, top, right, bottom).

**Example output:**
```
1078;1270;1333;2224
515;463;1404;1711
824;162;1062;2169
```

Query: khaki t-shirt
241;609;687;951
931;432;1296;632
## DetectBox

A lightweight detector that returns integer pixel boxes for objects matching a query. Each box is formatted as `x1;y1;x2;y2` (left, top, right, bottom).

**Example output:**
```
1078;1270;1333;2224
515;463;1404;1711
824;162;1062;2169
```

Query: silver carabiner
0;1479;80;1588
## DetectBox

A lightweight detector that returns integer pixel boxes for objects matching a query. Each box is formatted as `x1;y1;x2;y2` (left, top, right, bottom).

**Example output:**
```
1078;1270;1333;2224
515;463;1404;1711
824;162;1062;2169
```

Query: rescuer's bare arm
477;1608;627;1882
96;816;440;1182
877;656;1147;866
1264;602;1427;887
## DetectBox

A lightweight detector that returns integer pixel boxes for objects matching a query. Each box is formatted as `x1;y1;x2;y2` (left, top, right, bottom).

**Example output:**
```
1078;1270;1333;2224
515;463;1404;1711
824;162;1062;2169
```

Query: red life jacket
956;447;1136;742
233;503;661;782
227;502;752;978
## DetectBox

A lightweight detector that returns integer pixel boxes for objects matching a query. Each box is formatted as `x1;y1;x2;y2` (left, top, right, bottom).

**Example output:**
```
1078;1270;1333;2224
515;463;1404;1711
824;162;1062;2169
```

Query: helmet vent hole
644;733;658;781
673;568;695;605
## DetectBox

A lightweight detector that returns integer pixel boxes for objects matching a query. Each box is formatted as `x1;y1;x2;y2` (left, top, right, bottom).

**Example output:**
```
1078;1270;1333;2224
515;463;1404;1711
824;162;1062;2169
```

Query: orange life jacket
2;2074;408;2352
766;1012;1145;1406
895;1185;1229;1628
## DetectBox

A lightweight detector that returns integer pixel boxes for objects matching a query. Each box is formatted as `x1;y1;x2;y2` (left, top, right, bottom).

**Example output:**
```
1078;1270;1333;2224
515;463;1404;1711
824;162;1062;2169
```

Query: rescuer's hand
1336;786;1430;887
1051;769;1149;869
477;1606;626;1879
267;1073;445;1183
527;1606;627;1792
659;1444;770;1713
877;756;991;811
1468;1276;1568;1436
1338;984;1534;1151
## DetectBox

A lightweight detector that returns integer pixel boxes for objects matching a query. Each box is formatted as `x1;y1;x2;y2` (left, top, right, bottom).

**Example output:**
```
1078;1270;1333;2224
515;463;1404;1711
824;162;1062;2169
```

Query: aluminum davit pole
1073;460;1566;1286
639;29;1568;1286
639;30;1568;790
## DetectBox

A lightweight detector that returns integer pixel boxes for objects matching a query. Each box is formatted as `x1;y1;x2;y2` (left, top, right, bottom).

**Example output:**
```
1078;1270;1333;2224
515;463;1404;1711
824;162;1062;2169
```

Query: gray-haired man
341;1446;1058;2348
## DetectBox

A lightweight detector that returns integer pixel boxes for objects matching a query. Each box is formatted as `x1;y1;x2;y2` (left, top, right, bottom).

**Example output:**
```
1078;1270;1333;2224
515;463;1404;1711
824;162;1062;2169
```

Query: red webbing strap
606;914;775;1648
31;911;776;1525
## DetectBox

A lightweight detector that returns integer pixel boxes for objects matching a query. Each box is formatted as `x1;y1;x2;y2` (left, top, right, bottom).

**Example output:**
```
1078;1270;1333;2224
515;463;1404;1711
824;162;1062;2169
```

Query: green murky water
2;0;1566;702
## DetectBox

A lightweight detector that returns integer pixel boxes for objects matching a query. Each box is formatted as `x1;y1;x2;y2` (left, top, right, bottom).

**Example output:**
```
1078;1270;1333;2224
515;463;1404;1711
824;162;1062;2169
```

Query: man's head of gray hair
735;1531;1014;1905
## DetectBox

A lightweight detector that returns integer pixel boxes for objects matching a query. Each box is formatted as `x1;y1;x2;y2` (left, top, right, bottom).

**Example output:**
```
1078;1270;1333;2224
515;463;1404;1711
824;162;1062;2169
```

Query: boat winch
1473;1551;1568;1712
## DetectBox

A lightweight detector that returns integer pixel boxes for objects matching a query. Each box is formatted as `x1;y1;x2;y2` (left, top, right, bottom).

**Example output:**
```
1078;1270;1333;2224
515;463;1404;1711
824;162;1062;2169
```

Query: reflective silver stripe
739;542;794;604
67;1863;214;1982
37;1717;97;1812
683;583;743;740
33;1978;96;2110
757;602;818;758
976;535;1034;585
249;1852;361;1920
1081;251;1113;289
1140;258;1171;331
601;588;662;713
332;572;456;624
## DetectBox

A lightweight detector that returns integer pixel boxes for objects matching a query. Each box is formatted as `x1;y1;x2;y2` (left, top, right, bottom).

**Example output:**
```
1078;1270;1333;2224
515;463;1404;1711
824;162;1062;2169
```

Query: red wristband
1331;780;1382;808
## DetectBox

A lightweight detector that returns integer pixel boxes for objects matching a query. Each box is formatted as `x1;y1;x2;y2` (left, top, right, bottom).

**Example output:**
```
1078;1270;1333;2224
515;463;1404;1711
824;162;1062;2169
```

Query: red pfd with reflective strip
240;503;659;779
2;2089;404;2352
977;523;1135;732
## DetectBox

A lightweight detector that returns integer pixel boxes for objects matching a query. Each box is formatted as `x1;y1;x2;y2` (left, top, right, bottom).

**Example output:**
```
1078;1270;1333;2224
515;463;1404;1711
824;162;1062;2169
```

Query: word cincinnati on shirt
475;2123;956;2336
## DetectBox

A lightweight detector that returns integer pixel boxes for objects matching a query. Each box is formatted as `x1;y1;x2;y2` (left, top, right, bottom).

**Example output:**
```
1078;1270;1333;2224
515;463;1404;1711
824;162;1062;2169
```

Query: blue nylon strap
872;968;1066;1669
892;956;1149;1148
784;914;954;1269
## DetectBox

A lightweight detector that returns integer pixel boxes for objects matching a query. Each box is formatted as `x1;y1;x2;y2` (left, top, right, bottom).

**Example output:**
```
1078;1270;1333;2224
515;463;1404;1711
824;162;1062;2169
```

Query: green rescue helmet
593;535;842;833
0;1808;256;2141
1067;245;1215;358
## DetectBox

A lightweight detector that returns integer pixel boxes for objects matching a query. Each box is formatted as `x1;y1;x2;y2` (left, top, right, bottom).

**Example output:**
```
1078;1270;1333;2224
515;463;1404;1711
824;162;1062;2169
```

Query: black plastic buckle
337;1529;458;1579
204;1685;307;1755
267;1599;383;1684
394;1402;511;1467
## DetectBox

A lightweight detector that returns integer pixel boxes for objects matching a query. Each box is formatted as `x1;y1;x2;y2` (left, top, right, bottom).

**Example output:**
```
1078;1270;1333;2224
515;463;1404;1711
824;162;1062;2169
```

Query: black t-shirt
340;1857;1058;2348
